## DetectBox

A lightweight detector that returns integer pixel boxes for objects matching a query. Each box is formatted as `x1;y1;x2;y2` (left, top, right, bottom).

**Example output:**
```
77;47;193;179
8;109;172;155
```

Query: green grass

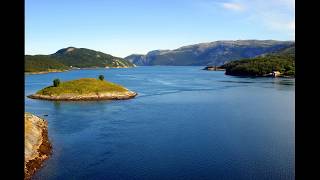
36;78;128;95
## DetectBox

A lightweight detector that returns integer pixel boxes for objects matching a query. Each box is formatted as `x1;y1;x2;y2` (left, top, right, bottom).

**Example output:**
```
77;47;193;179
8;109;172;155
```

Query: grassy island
28;78;137;101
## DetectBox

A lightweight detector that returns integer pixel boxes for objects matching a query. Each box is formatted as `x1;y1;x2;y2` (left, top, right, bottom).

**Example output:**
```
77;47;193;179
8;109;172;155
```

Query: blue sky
25;0;295;57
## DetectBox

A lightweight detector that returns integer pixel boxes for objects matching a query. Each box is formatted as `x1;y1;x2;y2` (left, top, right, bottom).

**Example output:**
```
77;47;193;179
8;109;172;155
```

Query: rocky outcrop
202;66;225;71
27;91;137;101
25;113;51;180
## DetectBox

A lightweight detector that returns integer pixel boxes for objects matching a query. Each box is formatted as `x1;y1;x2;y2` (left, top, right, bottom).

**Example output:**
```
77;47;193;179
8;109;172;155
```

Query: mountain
124;54;148;66
220;44;295;77
25;47;135;72
51;47;135;68
258;43;295;57
125;40;294;66
270;43;295;56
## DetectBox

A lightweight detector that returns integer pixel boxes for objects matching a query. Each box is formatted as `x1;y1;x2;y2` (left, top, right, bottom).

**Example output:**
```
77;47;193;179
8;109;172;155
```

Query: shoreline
25;69;70;75
202;66;226;71
203;69;225;71
27;91;138;101
25;66;136;75
25;113;52;180
225;73;295;78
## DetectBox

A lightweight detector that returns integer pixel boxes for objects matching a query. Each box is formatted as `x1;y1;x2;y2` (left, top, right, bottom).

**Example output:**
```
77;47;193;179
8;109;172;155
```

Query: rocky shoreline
202;66;225;71
25;69;69;75
25;113;52;180
225;72;295;78
27;91;137;101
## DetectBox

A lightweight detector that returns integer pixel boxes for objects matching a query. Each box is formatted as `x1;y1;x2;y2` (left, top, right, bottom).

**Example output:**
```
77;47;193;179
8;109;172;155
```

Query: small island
27;76;137;101
25;112;52;180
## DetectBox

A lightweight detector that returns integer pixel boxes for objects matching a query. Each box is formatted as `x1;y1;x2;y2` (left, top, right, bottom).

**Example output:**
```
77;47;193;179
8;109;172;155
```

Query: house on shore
203;66;225;71
272;71;281;77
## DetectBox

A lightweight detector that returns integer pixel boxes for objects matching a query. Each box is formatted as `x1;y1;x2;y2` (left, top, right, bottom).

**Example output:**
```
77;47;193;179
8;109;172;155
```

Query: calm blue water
25;66;295;180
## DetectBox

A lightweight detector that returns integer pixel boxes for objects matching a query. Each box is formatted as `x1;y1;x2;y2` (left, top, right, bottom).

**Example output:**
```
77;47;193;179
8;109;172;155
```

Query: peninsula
27;78;137;101
220;44;295;77
25;112;51;180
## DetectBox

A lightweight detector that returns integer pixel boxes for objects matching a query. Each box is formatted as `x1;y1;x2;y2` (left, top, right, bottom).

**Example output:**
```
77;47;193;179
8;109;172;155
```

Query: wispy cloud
221;2;245;11
247;0;295;39
211;0;295;39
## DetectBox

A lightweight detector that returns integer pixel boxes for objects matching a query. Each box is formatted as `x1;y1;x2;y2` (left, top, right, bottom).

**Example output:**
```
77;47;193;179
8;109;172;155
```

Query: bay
25;66;295;180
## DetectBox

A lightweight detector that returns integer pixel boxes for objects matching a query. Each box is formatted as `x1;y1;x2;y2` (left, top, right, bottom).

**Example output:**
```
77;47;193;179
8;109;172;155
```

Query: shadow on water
53;101;61;110
218;80;255;84
218;78;295;86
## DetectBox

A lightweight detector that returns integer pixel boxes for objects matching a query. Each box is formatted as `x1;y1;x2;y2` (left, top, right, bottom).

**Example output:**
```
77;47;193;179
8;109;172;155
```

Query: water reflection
53;101;61;110
273;78;295;91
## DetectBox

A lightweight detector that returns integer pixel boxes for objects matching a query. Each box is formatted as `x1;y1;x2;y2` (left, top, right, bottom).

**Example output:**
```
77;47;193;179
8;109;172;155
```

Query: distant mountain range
25;47;135;72
124;40;294;66
25;40;295;73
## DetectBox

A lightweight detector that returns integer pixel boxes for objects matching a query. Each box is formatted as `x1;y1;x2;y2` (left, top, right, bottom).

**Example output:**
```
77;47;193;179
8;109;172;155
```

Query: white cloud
221;2;245;11
219;0;295;39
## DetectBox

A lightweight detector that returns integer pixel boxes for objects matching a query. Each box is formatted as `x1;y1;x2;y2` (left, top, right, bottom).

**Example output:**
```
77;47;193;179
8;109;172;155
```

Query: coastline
27;91;138;101
202;67;294;78
25;69;70;75
25;66;136;75
225;74;295;78
25;113;52;180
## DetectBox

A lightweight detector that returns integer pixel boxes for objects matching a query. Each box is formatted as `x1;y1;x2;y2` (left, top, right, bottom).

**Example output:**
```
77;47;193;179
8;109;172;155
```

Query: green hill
220;45;295;77
25;47;135;73
51;47;134;68
25;55;70;73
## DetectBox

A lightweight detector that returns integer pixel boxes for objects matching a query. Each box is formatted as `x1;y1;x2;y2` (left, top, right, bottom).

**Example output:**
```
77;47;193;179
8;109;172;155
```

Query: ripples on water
25;66;294;180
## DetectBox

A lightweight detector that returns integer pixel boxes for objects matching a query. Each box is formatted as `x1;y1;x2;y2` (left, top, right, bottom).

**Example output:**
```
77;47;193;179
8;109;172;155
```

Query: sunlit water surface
25;66;295;180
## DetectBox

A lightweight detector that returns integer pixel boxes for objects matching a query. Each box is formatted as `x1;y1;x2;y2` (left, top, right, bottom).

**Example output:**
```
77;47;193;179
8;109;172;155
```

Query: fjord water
25;66;294;180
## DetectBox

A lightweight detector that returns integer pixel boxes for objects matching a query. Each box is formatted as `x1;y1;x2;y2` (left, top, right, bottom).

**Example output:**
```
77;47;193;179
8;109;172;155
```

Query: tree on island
98;75;104;81
53;79;60;87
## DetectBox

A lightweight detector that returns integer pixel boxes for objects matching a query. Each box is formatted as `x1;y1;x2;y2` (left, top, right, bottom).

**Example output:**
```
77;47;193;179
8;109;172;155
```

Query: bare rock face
25;113;51;180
